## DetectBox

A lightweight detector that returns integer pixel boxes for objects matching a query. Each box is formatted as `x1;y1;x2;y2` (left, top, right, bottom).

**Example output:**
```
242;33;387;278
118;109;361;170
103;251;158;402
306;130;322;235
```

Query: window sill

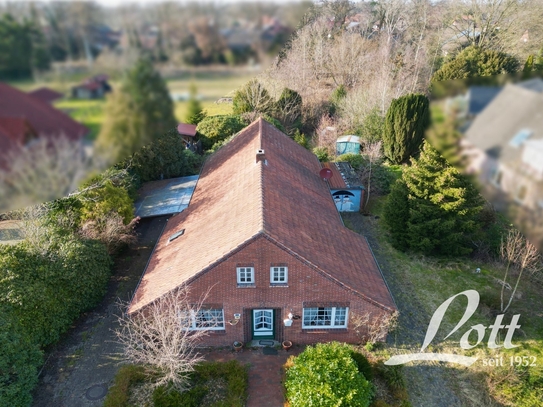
301;328;349;334
237;284;256;288
270;283;289;287
208;330;227;335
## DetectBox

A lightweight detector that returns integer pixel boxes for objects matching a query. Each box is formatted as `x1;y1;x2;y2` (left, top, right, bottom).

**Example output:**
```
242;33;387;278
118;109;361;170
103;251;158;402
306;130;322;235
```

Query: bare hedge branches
115;286;218;392
351;310;399;344
79;213;139;254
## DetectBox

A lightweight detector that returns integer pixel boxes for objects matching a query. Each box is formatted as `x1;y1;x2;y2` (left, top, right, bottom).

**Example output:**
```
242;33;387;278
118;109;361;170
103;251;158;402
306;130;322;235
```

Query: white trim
302;307;349;329
270;266;288;284
237;267;254;284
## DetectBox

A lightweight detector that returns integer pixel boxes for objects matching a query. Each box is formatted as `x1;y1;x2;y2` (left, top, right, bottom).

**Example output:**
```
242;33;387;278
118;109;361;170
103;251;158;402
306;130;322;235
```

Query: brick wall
186;234;389;347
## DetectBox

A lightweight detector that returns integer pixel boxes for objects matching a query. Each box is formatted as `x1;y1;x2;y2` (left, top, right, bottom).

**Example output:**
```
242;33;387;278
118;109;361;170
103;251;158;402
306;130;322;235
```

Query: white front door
252;309;274;338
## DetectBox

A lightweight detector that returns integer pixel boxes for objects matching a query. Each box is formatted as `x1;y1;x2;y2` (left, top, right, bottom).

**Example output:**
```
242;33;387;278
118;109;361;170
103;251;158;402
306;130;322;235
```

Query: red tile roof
129;118;396;314
322;162;347;189
0;82;87;141
177;123;197;137
28;87;64;104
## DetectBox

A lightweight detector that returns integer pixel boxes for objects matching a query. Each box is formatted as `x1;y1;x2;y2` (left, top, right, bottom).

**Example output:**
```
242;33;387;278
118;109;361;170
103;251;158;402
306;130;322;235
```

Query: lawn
54;99;106;141
343;199;543;407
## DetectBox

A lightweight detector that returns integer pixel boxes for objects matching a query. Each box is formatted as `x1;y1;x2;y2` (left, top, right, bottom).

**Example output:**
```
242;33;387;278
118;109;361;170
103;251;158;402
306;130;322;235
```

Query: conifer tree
185;83;206;125
96;57;176;164
383;141;483;255
382;93;430;164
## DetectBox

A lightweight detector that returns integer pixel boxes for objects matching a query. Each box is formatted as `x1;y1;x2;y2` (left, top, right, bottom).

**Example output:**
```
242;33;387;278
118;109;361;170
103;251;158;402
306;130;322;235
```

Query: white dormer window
270;266;288;284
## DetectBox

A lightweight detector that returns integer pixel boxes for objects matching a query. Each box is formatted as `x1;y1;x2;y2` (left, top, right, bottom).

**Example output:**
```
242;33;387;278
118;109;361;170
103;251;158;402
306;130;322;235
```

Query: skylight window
509;129;533;148
168;229;185;242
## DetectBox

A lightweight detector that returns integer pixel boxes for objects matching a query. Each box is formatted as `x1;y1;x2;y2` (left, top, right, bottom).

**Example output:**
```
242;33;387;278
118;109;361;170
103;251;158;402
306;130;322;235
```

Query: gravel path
343;213;465;407
32;216;169;407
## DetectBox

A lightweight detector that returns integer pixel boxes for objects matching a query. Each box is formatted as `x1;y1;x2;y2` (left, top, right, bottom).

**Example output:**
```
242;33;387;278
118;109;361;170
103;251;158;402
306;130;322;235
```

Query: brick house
129;118;396;346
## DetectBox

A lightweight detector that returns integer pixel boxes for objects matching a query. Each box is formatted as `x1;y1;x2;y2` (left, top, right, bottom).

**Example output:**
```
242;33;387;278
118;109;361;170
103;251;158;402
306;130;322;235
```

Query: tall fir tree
96;57;176;164
382;93;430;164
383;141;483;256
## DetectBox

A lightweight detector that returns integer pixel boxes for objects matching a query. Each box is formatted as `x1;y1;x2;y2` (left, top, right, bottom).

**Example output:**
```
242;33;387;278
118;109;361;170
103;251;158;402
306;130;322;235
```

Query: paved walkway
203;346;302;407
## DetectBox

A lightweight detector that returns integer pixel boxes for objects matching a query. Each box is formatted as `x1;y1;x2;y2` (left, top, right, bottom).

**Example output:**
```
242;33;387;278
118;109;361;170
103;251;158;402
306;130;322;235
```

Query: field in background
11;70;253;140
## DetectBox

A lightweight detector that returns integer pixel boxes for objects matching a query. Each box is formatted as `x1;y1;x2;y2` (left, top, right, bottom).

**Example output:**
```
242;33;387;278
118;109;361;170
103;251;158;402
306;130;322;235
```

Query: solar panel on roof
509;129;533;148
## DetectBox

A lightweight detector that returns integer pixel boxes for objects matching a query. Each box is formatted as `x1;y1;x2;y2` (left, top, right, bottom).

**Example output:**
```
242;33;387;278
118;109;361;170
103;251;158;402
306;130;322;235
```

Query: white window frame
184;309;225;331
270;266;288;284
302;307;348;329
237;267;254;284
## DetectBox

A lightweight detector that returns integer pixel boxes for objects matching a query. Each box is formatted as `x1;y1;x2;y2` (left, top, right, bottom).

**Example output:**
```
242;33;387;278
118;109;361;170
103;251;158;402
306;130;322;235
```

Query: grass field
348;198;543;407
15;71;253;140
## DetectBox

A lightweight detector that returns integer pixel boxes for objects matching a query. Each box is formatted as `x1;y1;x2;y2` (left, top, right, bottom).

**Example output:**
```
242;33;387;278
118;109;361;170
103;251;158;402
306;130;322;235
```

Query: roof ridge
258;118;265;232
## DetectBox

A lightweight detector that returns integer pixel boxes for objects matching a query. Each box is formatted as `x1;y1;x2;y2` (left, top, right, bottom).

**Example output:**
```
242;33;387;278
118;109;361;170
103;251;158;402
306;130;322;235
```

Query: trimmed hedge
196;115;248;151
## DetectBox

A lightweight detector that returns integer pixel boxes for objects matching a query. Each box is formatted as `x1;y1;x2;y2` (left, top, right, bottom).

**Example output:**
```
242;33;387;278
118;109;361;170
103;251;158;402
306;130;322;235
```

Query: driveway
32;216;169;407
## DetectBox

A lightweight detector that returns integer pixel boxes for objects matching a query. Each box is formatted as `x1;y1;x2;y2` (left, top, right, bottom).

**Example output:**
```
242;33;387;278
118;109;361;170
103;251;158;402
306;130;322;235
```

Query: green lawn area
13;71;251;139
350;198;543;407
54;99;105;141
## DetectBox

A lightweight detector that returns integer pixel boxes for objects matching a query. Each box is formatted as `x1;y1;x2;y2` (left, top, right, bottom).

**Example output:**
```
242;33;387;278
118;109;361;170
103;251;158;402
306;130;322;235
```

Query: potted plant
233;341;243;352
282;340;292;351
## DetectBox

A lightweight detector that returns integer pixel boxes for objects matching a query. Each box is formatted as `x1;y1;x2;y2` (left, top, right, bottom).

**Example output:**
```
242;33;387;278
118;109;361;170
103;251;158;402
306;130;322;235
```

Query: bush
153;385;207;407
103;365;147;407
196;115;248;151
337;153;364;170
232;79;274;115
376;363;405;391
0;308;42;407
285;342;374;407
81;180;134;225
0;239;111;347
351;351;374;381
127;128;203;182
293;129;310;149
313;147;330;162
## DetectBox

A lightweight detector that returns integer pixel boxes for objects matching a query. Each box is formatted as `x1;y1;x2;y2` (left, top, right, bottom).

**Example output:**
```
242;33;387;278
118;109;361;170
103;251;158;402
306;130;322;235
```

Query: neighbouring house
129;118;396;346
27;87;64;104
177;123;201;153
0;82;88;167
462;83;543;217
322;162;364;212
71;75;112;99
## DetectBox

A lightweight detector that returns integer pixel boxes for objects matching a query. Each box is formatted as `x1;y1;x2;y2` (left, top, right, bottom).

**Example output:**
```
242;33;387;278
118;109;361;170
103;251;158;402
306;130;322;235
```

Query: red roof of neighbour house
0;82;88;141
129;118;396;314
177;123;197;137
28;87;64;104
322;162;348;189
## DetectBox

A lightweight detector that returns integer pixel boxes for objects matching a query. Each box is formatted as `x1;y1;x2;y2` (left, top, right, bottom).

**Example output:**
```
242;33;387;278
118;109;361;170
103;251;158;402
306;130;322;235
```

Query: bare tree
359;141;383;211
0;136;96;214
79;213;140;254
499;229;540;313
115;286;220;391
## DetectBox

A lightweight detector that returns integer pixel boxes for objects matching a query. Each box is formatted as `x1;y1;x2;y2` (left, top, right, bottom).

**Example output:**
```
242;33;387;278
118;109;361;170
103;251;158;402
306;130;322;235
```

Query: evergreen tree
382;93;430;164
383;142;483;256
431;46;519;82
185;83;206;125
96;57;176;164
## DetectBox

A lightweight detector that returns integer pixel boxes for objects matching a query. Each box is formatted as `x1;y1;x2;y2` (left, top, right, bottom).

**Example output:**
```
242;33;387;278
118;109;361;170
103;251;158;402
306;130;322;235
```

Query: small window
168;229;185;242
237;267;254;284
270;266;288;284
302;307;348;329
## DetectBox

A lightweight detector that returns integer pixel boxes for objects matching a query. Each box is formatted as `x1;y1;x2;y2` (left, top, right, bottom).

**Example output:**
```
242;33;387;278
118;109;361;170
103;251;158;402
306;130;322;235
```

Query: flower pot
233;341;243;352
282;340;292;351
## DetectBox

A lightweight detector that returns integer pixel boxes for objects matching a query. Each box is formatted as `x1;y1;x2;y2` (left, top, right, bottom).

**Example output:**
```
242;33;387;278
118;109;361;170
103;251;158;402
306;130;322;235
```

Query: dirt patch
32;216;169;407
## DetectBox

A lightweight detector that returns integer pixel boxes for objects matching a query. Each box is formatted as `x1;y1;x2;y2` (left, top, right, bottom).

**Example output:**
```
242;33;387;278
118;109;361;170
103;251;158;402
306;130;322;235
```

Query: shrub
0;238;111;347
103;365;147;407
232;79;274;115
196;115;248;151
153;385;207;407
293;130;310;149
337;153;364;170
0;307;42;407
351;351;374;381
376;363;405;391
285;342;374;407
313;147;330;162
81;180;134;225
127;128;203;182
